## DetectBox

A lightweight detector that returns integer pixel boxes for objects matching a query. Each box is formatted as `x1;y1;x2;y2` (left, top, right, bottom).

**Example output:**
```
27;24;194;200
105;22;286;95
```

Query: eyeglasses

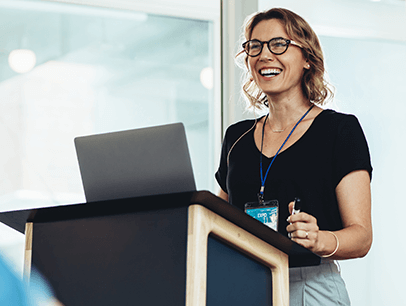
242;37;302;57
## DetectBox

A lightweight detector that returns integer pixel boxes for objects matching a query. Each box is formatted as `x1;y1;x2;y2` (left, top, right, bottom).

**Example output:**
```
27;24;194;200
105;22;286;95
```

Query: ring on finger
305;231;309;239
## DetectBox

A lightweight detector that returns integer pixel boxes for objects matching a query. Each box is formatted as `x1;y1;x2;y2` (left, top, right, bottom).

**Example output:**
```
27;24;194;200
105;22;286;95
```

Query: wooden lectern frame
0;191;319;306
186;204;289;306
24;222;33;280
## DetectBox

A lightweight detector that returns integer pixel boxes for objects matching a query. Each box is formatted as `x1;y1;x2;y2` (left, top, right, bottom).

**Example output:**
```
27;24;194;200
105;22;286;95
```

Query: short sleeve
215;129;230;193
332;115;372;187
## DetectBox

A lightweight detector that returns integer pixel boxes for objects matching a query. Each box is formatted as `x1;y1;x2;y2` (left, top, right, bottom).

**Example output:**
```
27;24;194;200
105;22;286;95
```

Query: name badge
244;200;279;232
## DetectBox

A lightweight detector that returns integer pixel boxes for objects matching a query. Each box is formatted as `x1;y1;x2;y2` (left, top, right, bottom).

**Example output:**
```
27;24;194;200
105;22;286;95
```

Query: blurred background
0;0;404;305
0;0;220;277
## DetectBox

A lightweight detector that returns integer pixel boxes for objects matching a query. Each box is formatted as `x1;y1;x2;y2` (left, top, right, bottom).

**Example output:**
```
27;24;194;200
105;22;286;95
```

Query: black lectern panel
32;206;188;306
206;235;272;305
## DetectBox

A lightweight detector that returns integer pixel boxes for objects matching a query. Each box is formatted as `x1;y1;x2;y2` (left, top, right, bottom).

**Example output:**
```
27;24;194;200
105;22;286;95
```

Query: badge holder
244;194;279;232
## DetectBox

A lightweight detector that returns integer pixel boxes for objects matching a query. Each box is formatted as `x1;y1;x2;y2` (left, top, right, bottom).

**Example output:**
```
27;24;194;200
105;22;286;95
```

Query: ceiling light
200;67;214;90
8;49;36;73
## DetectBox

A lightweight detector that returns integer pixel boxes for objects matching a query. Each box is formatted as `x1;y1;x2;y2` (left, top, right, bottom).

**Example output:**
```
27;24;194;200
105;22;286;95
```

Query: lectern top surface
0;191;320;268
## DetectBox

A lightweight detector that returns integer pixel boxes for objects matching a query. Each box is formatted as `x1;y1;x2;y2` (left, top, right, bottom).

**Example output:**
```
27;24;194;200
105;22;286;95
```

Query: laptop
74;123;196;202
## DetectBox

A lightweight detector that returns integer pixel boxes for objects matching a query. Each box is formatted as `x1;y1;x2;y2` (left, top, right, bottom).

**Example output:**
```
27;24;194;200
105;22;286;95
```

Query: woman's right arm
218;189;229;202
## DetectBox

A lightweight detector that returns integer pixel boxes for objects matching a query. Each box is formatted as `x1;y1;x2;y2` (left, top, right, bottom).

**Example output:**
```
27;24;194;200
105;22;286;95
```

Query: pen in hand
292;197;301;215
288;198;301;238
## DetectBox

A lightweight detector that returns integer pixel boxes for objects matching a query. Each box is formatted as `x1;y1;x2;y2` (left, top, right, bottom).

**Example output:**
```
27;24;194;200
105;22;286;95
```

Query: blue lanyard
258;104;314;204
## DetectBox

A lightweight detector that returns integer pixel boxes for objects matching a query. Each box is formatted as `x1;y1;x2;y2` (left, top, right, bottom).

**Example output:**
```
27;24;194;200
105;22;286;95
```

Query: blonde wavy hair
237;8;333;110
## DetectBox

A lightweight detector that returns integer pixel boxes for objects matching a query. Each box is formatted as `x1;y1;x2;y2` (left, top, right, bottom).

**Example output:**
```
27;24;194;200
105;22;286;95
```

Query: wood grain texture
24;222;33;281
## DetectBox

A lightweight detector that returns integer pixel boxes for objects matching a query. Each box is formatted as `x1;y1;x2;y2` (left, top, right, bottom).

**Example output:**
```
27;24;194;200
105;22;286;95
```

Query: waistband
289;260;340;282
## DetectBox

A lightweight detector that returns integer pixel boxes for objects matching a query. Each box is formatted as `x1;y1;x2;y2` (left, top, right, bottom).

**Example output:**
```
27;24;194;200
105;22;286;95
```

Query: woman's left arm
287;169;372;259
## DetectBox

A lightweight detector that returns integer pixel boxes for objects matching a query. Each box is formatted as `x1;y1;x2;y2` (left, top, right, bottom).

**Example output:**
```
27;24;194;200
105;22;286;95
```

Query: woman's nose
258;44;275;61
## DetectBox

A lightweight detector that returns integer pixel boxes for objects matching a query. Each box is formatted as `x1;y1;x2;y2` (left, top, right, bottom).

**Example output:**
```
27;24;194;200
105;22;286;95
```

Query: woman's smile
259;68;282;78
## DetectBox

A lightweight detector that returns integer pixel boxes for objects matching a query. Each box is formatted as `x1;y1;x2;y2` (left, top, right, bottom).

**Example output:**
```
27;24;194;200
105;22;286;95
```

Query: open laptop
74;123;196;202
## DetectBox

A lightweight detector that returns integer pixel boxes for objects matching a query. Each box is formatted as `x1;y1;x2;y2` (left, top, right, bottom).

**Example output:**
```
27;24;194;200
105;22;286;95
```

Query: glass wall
0;0;219;274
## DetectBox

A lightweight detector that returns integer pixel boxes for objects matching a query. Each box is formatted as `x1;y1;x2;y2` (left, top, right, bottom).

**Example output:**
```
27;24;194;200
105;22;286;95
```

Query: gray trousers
289;260;351;306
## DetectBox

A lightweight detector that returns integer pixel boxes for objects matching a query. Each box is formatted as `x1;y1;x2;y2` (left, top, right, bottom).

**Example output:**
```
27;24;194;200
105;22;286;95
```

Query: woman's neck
266;93;312;131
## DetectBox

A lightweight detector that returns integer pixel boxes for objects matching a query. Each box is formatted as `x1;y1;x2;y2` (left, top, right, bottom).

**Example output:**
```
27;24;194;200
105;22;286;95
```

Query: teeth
260;69;281;76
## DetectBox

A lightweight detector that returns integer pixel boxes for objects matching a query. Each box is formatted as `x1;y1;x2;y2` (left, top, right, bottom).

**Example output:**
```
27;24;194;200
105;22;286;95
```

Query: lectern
0;191;319;306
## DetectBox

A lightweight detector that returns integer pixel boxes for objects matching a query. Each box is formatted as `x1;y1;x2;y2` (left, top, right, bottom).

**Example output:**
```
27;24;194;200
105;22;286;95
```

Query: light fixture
200;67;214;90
8;49;37;73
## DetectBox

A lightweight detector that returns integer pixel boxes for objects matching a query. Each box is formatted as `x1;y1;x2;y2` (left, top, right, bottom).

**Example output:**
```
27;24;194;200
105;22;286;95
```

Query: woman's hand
286;202;342;257
286;170;372;259
286;202;323;254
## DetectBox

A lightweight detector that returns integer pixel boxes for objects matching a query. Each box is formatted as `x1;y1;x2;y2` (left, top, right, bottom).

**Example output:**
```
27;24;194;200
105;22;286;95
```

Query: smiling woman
239;8;332;110
216;7;372;306
247;19;309;105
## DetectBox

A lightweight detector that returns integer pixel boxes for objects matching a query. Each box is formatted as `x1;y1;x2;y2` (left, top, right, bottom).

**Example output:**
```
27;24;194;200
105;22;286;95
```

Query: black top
216;109;373;237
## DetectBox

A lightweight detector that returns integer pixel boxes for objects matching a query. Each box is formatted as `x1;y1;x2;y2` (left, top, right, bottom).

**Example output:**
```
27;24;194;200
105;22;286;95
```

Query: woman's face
248;19;309;101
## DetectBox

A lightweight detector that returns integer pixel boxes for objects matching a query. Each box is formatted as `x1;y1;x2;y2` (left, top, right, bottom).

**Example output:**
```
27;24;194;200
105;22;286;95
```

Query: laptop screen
74;123;196;202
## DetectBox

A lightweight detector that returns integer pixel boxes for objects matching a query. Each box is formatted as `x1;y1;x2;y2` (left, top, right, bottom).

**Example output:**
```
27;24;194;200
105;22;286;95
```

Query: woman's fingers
287;211;320;251
288;201;294;214
288;211;316;224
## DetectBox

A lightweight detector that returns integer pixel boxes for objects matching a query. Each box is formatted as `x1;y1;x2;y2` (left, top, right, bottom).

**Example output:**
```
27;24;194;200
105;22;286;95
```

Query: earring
306;64;310;69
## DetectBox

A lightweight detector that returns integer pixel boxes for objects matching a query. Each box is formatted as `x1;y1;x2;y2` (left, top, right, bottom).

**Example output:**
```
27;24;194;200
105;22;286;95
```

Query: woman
215;8;372;305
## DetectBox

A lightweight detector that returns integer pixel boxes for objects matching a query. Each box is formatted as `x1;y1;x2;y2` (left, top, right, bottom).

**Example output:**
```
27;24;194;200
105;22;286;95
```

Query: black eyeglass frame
242;37;302;57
